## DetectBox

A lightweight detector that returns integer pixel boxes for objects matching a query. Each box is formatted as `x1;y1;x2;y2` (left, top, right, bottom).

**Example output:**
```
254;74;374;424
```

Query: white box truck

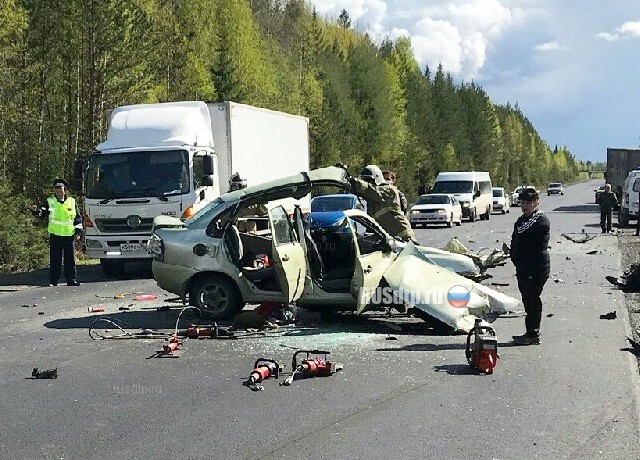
432;171;493;221
77;101;310;275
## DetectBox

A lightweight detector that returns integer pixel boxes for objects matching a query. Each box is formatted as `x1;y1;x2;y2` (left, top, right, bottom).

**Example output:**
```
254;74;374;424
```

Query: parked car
492;187;510;214
148;166;517;331
511;185;538;206
409;194;462;228
547;183;564;195
594;184;606;204
310;193;365;213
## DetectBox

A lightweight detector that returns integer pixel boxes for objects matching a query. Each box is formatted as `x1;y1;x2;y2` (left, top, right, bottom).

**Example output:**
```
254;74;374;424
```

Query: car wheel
190;274;244;320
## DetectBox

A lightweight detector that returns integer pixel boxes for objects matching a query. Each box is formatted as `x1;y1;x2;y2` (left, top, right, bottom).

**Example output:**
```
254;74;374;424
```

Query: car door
268;204;307;303
342;211;397;314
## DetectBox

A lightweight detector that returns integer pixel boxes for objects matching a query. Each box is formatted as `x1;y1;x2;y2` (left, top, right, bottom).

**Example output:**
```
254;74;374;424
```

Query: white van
619;169;640;226
432;171;493;221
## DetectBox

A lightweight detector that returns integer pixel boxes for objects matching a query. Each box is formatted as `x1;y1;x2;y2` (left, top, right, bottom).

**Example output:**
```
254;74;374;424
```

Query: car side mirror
202;175;214;187
474;190;480;198
203;154;214;176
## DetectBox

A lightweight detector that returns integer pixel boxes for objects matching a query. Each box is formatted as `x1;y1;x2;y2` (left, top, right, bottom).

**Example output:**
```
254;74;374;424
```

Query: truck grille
95;218;154;233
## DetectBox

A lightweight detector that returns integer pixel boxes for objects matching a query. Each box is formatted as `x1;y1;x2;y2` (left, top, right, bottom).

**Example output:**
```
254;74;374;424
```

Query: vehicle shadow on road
0;262;153;287
44;308;199;332
376;342;466;352
551;205;600;213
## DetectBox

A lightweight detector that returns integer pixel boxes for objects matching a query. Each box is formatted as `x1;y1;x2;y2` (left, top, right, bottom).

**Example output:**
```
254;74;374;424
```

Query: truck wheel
100;259;125;277
190;274;244;320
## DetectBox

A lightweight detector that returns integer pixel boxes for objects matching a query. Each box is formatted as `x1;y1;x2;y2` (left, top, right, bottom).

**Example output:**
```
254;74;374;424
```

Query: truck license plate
120;243;144;253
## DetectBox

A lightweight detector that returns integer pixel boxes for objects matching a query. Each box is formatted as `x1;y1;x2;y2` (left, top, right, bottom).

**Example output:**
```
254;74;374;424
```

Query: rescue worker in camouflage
382;170;408;214
349;165;417;244
31;179;83;286
597;183;618;233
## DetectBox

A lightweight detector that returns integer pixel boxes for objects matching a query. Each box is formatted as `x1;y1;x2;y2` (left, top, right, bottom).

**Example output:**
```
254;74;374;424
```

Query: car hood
411;204;450;210
382;244;520;332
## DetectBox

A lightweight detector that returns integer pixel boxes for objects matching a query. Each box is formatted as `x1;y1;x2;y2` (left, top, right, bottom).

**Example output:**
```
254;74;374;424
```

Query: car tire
190;274;244;320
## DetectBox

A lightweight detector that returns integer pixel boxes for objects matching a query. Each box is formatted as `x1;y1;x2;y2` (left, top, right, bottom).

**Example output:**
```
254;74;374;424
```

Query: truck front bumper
85;235;152;260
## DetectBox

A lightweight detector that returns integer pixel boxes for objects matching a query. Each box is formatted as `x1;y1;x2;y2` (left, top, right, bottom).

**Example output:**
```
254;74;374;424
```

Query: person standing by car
510;187;550;345
383;171;408;214
31;179;83;286
349;165;417;244
597;183;617;234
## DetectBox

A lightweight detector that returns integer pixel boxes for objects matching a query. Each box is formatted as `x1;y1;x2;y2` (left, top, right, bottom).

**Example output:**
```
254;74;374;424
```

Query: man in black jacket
510;188;550;345
597;183;617;233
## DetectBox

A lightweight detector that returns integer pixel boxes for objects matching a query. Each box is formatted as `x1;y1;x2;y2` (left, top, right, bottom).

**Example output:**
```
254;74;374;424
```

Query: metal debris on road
32;368;57;379
586;250;599;255
599;311;617;320
562;233;597;243
135;294;157;301
553;278;565;284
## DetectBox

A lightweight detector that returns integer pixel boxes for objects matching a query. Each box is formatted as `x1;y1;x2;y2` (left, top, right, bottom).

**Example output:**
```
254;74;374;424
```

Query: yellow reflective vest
47;196;77;236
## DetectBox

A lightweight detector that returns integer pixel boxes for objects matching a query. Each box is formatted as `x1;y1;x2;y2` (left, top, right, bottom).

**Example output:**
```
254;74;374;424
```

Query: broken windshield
86;150;189;199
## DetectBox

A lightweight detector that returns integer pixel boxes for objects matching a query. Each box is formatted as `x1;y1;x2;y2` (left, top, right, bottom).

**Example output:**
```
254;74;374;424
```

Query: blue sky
309;0;640;163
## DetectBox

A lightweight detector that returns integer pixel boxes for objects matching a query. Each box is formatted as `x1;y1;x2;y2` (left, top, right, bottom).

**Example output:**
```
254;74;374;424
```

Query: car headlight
411;210;420;215
436;209;446;214
461;202;470;207
147;234;164;261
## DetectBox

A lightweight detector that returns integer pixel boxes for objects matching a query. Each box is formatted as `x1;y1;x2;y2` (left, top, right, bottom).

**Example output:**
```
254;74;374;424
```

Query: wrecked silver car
149;166;519;331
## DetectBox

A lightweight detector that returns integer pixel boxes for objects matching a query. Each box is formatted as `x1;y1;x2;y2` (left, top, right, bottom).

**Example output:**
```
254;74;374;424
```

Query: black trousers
516;272;548;335
49;234;77;284
600;209;613;232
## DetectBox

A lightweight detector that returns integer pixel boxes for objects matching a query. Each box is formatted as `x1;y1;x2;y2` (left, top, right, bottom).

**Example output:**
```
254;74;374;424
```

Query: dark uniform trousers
516;271;548;334
50;234;77;284
600;209;613;233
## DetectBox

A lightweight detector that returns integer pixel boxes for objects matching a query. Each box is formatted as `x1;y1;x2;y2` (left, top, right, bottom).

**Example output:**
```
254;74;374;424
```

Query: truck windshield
86;150;189;199
433;181;473;194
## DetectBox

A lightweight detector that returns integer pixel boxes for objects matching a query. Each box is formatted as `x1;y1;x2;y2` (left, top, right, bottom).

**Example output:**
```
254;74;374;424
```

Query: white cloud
597;32;619;42
534;41;567;52
412;17;463;74
597;20;640;41
618;21;640;38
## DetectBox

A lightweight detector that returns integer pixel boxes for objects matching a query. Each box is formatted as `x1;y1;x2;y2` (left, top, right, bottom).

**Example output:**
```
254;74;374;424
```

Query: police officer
31;179;83;286
597;183;617;233
349;165;417;244
510;187;550;345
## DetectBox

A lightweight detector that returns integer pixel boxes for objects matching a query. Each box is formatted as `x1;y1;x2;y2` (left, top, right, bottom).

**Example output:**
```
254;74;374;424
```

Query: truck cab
619;169;640;227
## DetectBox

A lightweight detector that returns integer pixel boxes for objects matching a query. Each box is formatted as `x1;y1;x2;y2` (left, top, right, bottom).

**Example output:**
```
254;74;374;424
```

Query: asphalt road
1;180;639;460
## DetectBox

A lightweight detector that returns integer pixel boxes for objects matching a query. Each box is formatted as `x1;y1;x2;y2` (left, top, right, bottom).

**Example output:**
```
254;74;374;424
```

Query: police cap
53;178;69;188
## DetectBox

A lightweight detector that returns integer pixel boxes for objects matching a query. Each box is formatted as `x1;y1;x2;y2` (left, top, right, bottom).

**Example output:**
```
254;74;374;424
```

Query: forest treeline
1;0;581;271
